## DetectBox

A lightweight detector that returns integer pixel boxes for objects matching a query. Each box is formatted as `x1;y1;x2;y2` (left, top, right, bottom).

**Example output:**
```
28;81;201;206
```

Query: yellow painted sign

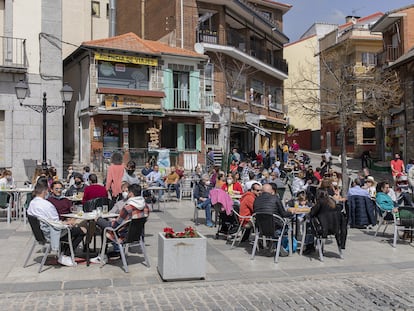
95;53;158;66
105;95;161;110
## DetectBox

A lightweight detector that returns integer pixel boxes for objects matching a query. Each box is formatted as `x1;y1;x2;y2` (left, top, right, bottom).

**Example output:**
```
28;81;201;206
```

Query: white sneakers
58;254;77;267
90;255;108;264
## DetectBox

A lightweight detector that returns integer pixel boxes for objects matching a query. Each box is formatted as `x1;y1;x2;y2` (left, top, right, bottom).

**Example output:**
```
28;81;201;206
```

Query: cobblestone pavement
2;269;414;310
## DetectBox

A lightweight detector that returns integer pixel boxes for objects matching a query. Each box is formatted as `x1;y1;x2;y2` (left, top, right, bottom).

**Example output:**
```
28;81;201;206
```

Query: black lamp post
15;80;74;169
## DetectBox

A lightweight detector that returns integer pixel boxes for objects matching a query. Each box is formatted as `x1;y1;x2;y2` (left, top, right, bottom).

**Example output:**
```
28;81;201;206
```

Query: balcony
173;88;190;110
0;36;27;71
198;29;218;44
377;45;403;66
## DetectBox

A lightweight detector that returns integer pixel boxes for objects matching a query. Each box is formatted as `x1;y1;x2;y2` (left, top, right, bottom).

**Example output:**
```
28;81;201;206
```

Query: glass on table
102;204;109;214
76;205;83;216
96;206;102;216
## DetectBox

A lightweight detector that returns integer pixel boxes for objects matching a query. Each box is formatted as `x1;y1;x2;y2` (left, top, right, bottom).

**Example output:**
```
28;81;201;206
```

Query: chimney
345;15;360;24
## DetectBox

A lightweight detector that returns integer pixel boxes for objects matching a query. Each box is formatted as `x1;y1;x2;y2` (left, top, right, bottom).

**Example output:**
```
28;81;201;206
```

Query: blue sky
283;0;413;42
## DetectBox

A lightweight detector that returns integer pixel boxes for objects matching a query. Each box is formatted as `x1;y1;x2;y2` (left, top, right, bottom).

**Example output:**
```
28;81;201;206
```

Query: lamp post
15;80;73;169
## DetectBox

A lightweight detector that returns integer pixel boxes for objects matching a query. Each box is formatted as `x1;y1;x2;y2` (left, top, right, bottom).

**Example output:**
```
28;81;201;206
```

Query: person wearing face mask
194;174;214;227
110;182;130;214
82;173;108;204
0;169;15;189
122;161;140;186
66;166;75;186
221;173;243;196
48;181;73;219
65;173;86;197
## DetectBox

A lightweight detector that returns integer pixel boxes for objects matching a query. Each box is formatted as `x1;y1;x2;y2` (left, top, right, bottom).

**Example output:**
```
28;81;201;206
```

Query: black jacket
193;182;211;203
253;192;292;218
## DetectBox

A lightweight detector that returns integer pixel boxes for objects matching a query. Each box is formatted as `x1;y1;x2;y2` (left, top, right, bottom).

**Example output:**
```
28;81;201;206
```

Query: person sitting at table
215;172;226;189
165;166;181;199
82;173;107;204
122;160;140;186
91;184;149;263
48;181;72;219
145;165;165;201
65;173;86;197
254;183;293;218
244;171;259;192
110;182;129;214
0;169;15;189
306;189;342;255
253;183;293;256
28;179;86;266
221;174;243;196
346;178;370;199
141;161;153;177
239;182;262;241
194;174;214;227
292;171;309;197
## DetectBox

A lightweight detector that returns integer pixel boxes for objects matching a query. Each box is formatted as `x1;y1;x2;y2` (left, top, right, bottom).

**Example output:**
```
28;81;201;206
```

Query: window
268;86;282;111
185;124;196;150
161;123;177;149
361;52;376;66
206;128;219;145
173;71;189;110
98;61;149;90
228;71;246;101
92;1;100;17
106;3;110;17
363;127;376;144
204;63;213;92
250;79;264;106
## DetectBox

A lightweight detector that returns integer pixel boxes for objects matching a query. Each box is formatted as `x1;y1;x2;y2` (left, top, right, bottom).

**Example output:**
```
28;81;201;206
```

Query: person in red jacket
239;182;262;226
221;173;244;195
82;173;108;204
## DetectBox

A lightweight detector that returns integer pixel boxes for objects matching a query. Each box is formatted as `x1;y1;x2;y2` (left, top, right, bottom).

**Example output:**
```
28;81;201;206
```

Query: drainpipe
141;0;145;39
109;0;116;37
180;0;184;48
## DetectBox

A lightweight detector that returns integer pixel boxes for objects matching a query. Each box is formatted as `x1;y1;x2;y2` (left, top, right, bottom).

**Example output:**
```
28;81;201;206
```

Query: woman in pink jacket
105;152;125;200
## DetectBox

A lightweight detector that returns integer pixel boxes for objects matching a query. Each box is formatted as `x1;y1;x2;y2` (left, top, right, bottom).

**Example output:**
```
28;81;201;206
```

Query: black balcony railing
0;36;27;69
198;29;218;44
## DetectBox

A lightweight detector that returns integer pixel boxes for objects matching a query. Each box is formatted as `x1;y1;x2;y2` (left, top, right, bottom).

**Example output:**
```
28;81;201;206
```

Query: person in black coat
253;183;292;218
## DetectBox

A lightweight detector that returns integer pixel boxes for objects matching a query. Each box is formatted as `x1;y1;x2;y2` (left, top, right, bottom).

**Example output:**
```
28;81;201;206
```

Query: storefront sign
95;53;158;66
105;95;161;110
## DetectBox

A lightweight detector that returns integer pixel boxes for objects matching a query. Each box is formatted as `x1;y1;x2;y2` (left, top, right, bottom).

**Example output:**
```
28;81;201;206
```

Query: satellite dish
194;43;204;54
212;102;221;115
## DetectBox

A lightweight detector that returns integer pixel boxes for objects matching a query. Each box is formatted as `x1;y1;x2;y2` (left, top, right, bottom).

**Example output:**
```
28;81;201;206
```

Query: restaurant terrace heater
15;80;73;169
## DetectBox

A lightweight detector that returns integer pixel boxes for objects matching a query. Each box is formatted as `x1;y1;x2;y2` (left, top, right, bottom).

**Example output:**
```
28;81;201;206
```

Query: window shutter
164;69;173;110
189;71;200;111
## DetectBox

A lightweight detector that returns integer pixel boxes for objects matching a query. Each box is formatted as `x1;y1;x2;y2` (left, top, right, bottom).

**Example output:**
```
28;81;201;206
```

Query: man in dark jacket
193;174;213;227
253;183;292;218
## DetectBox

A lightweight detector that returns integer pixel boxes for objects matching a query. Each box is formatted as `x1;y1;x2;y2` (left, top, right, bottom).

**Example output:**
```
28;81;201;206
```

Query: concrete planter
157;231;207;281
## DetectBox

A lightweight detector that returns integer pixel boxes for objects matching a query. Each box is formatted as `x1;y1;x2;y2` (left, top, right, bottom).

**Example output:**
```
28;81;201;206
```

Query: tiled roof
82;32;206;58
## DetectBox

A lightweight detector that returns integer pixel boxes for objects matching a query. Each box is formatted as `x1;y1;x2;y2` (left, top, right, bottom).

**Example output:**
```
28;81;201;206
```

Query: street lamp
15;80;74;169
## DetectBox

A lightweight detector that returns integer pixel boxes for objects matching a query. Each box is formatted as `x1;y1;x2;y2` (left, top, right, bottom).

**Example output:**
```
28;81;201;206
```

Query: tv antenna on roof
351;6;364;16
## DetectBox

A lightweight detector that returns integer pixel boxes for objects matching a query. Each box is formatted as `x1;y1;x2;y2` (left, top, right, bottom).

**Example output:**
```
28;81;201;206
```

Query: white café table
0;187;33;224
61;211;118;266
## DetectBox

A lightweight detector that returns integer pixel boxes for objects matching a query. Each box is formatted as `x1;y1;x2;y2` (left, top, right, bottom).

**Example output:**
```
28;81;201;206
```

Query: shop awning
247;122;271;138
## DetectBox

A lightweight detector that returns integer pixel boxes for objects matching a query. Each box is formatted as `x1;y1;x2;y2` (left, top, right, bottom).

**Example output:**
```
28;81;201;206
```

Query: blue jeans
198;198;212;224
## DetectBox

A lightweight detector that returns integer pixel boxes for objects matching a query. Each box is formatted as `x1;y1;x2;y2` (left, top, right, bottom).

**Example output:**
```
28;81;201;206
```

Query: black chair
0;191;11;222
83;196;110;212
24;215;75;273
99;217;150;273
250;213;291;263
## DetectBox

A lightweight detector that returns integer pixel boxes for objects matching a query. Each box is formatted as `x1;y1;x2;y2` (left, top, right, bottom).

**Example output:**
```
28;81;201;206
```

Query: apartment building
63;32;209;170
116;0;290;161
371;4;414;160
318;13;384;156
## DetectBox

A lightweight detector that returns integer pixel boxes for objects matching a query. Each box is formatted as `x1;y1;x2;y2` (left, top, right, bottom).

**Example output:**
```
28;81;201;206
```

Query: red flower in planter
163;226;199;238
